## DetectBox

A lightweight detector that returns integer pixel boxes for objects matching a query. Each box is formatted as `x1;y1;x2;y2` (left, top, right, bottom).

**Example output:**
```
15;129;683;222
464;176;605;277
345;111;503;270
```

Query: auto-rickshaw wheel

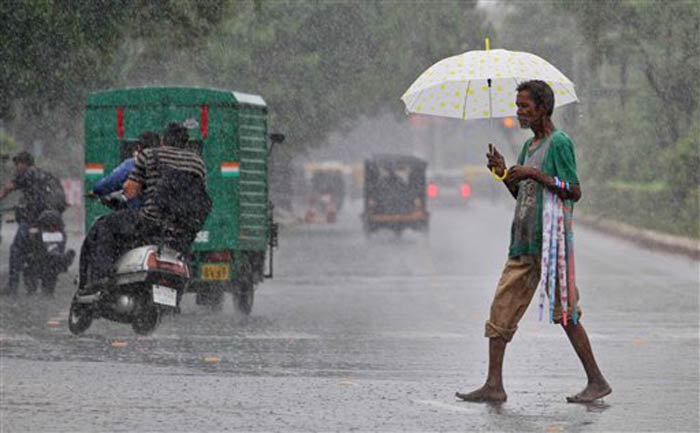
232;258;255;315
196;285;224;311
233;281;254;316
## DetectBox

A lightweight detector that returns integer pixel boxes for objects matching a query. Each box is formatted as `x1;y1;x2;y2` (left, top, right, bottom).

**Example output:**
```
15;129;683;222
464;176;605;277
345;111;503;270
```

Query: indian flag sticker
85;163;104;178
221;162;240;178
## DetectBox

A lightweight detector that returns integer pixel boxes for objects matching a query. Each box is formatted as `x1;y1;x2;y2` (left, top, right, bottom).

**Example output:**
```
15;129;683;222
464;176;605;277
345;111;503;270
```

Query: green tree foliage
0;130;19;159
663;130;700;237
1;0;230;168
664;130;700;199
112;0;492;154
559;0;700;147
0;0;229;119
0;0;122;118
3;0;492;165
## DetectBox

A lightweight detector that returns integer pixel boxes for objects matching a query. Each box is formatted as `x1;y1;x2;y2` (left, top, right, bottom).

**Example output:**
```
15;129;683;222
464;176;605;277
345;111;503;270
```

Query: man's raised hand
486;143;506;177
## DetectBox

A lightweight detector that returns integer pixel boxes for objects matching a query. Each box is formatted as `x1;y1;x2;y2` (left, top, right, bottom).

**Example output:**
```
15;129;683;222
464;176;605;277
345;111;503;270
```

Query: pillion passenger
89;131;160;209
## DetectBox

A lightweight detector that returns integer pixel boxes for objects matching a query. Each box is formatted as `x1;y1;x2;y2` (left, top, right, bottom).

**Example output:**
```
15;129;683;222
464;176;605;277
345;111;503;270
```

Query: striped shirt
128;146;207;225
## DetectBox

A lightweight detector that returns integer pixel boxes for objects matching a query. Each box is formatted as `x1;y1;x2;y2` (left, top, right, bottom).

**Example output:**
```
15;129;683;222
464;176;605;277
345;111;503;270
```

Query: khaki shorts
485;255;582;342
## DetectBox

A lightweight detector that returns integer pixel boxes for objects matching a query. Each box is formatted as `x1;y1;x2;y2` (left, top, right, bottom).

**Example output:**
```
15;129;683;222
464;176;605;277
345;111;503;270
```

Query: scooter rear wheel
68;301;93;335
41;273;58;296
131;306;161;335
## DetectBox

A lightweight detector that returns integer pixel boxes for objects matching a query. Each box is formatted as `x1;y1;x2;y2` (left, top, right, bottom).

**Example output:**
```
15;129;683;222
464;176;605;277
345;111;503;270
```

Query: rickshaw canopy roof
367;154;427;169
87;87;267;109
303;161;351;175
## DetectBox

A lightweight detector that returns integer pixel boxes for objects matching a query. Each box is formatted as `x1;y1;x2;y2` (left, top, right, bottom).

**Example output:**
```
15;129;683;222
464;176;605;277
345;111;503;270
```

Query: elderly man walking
457;80;611;404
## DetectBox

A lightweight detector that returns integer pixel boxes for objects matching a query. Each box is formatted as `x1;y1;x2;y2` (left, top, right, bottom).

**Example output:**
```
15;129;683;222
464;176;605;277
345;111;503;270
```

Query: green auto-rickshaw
84;87;284;314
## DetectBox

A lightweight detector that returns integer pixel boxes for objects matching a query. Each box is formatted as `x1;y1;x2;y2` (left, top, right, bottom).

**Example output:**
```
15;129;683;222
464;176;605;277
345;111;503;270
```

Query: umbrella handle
491;167;508;181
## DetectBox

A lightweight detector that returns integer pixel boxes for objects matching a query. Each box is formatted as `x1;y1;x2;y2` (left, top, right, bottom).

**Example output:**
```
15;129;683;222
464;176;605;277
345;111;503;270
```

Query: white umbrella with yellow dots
401;39;578;120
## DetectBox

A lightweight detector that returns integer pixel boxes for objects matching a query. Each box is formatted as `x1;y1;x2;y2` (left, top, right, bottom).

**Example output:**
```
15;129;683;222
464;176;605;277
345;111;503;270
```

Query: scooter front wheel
68;301;93;335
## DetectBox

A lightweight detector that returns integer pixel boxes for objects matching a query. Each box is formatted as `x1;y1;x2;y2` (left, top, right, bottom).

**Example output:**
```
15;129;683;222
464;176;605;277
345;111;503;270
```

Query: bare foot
566;381;612;403
456;385;507;403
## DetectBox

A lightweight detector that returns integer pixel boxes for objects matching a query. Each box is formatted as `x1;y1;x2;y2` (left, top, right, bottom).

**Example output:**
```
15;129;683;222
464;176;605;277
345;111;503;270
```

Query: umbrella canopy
401;47;578;120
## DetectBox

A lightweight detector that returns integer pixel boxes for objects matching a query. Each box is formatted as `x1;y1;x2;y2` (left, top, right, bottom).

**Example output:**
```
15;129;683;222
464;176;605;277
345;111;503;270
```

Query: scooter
68;192;191;335
1;206;74;295
24;209;74;295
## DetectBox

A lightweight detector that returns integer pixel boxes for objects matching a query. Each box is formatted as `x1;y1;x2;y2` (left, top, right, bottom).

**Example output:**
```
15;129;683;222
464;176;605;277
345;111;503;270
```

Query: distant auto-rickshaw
303;162;347;223
362;154;429;236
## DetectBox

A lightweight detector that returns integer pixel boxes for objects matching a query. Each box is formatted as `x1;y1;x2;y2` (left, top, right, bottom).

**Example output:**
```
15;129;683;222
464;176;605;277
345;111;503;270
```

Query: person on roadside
456;80;611;404
78;122;207;291
0;151;74;295
89;131;160;209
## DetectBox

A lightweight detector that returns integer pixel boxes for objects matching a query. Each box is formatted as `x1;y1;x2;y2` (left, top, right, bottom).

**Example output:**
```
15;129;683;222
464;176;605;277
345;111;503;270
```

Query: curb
577;214;700;260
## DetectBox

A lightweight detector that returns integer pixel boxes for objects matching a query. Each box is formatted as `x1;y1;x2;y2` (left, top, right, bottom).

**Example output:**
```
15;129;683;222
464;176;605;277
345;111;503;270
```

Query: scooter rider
78;123;207;292
0;151;74;295
79;131;159;291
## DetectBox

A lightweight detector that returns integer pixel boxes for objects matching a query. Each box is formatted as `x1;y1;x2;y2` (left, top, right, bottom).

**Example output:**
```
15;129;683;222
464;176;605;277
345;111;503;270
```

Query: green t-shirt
508;129;579;258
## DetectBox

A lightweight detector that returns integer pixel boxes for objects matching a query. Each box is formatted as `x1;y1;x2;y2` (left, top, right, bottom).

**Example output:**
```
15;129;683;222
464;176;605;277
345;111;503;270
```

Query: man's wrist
492;166;508;181
532;170;546;184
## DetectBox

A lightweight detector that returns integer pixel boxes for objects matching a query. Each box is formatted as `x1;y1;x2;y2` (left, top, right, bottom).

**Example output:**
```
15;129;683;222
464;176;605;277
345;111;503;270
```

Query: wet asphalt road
1;200;698;432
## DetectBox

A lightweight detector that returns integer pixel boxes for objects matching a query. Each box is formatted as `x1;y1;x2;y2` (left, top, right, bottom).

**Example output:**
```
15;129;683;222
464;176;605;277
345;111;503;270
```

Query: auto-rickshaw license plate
201;264;230;281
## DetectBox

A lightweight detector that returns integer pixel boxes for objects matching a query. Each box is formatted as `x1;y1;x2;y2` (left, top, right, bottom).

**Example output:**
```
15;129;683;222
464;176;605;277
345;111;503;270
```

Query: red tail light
428;183;438;198
116;107;124;138
461;183;472;198
201;105;209;138
146;252;189;277
204;251;232;263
